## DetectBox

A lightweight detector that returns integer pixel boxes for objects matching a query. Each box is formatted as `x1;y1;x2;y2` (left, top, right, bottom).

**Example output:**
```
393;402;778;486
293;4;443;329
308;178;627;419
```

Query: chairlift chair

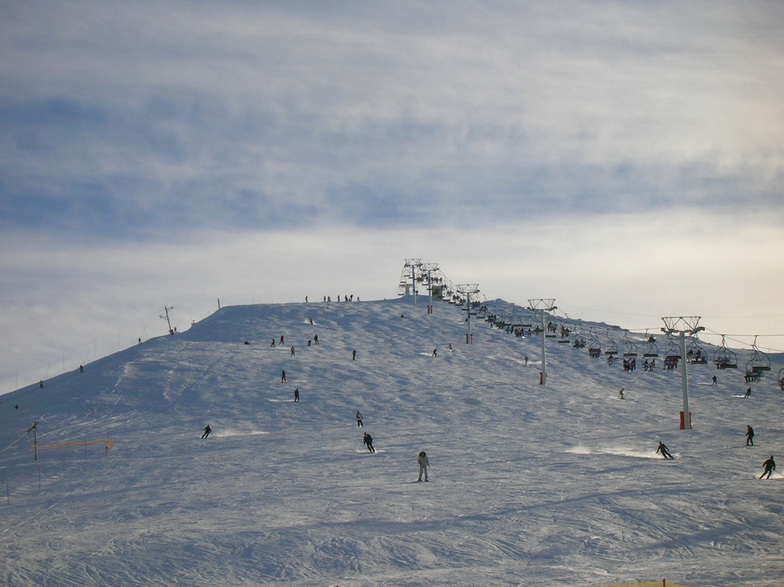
642;330;659;357
622;332;638;357
746;337;771;373
713;335;738;369
663;334;680;360
604;330;618;357
588;329;602;358
686;336;708;364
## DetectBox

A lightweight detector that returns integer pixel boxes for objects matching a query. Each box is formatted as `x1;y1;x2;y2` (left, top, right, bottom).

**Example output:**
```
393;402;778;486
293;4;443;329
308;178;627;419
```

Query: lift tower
528;299;557;385
661;316;703;430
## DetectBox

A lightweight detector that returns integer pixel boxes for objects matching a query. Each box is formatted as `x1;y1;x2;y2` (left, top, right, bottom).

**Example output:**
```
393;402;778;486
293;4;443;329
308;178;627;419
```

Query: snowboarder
294;388;299;402
618;388;625;400
656;441;674;460
281;369;287;383
356;411;363;427
760;455;775;479
746;425;755;446
201;424;211;439
744;387;751;398
432;348;437;357
417;451;430;482
363;432;375;453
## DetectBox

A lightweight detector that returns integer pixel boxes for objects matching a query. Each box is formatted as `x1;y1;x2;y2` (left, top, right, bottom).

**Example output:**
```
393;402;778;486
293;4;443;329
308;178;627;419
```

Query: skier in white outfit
417;451;430;482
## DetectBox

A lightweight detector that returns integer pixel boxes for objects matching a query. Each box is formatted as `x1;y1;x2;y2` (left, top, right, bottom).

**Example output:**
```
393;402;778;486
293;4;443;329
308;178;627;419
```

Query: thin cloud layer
2;1;783;236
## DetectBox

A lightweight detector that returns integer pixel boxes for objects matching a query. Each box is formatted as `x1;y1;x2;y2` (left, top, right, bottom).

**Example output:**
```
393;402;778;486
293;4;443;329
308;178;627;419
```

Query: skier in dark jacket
201;424;211;439
656;441;674;459
363;432;375;453
760;455;776;479
356;411;363;427
745;425;755;446
417;451;430;482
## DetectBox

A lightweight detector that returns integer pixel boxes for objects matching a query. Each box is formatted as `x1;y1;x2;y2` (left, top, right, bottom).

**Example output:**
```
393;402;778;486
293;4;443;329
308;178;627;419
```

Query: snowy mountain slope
1;297;782;586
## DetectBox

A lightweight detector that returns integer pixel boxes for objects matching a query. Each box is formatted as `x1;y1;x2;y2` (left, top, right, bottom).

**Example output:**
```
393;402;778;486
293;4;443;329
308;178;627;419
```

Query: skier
363;432;375;453
711;374;717;385
352;349;356;360
524;355;528;366
201;424;211;439
313;334;319;345
281;369;287;383
294;388;299;402
280;335;284;345
271;338;276;348
432;348;437;357
760;455;775;479
656;441;674;460
746;425;755;446
290;346;295;356
356;411;363;427
618;388;625;400
417;451;430;482
744;387;751;398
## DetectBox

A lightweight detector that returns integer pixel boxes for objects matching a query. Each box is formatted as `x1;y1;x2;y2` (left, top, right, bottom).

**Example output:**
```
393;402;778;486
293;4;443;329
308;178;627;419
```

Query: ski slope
1;297;782;586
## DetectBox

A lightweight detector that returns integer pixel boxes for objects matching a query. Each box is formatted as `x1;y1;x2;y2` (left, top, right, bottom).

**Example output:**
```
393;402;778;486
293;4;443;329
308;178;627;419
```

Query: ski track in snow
1;297;783;586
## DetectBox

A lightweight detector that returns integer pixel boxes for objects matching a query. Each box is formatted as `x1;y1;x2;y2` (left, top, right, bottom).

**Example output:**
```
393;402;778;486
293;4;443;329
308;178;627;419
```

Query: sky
1;0;784;392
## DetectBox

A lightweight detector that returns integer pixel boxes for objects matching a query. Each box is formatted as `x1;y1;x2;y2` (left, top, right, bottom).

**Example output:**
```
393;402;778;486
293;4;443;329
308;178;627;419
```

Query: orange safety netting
30;439;111;450
598;583;687;587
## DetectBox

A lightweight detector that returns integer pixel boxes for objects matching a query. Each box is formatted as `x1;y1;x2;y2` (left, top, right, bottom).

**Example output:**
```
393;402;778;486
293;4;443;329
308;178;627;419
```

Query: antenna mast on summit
661;316;703;430
160;306;174;335
528;299;556;385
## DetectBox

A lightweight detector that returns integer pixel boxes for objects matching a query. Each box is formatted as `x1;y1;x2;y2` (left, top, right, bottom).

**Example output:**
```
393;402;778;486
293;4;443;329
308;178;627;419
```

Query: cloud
2;0;783;238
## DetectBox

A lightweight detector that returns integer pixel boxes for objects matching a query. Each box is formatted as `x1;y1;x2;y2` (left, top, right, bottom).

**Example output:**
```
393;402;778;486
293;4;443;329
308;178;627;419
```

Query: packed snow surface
1;298;782;586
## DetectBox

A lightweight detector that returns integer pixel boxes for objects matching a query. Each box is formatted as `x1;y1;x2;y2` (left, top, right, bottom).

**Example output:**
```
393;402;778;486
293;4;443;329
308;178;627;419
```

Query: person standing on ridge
656;441;674;459
417;451;430;482
363;432;375;453
201;424;211;439
746;425;755;446
356;411;363;427
760;455;775;479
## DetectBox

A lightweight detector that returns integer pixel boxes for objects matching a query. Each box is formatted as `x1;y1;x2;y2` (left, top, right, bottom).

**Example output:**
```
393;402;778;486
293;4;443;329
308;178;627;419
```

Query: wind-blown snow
1;297;782;586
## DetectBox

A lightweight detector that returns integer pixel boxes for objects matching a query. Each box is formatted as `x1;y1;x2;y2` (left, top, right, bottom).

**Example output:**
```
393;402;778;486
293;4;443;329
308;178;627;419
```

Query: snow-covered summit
1;297;782;586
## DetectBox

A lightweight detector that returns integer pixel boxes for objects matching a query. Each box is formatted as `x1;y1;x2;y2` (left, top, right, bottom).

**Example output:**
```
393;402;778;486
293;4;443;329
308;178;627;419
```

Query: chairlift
604;329;618;357
642;330;659;358
686;335;708;365
588;329;602;358
622;332;638;357
663;334;680;359
713;335;738;369
558;322;572;343
745;336;771;373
